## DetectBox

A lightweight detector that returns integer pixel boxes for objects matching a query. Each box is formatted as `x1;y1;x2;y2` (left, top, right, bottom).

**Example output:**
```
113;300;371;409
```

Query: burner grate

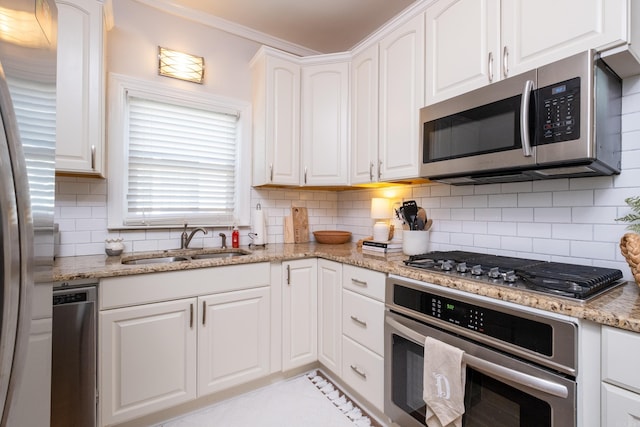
404;251;624;300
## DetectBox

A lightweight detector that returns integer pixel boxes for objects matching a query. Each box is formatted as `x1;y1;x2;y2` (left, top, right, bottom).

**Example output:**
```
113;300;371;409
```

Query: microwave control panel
537;77;580;145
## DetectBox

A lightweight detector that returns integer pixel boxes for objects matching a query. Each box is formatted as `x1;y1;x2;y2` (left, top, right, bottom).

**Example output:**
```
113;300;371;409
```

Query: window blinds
125;94;239;225
6;76;56;215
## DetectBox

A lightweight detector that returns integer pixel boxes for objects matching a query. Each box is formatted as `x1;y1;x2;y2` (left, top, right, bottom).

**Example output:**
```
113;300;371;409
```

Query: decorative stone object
105;238;124;256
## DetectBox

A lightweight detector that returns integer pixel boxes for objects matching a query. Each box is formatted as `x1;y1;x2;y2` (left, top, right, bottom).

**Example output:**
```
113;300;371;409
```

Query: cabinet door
379;13;425;181
56;0;105;176
351;44;379;184
252;50;300;186
425;0;500;105
602;383;640;426
301;61;350;186
501;0;626;78
318;259;342;376
198;287;270;396
282;259;318;370
100;299;196;426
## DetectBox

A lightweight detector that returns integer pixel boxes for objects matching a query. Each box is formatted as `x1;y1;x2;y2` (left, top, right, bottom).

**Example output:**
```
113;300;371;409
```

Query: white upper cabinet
251;47;301;186
425;0;628;105
378;13;425;182
56;0;105;176
301;59;350;186
425;0;500;105
502;0;626;78
251;48;349;187
350;44;380;184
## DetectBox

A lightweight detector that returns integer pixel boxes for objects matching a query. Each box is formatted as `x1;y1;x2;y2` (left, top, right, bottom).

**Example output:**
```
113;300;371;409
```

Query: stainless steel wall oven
384;275;579;427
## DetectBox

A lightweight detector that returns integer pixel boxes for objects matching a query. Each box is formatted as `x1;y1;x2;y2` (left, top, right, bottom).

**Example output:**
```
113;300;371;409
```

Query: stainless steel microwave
420;50;622;185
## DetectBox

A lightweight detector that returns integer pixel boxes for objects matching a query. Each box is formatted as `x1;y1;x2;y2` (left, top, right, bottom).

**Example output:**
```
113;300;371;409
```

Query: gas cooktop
404;251;625;301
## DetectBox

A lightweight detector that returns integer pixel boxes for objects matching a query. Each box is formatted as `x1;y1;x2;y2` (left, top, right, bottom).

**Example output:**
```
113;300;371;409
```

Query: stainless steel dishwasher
52;280;97;427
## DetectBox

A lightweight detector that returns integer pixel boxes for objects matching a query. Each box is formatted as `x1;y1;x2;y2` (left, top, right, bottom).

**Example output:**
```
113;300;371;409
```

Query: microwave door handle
385;316;568;399
520;80;535;157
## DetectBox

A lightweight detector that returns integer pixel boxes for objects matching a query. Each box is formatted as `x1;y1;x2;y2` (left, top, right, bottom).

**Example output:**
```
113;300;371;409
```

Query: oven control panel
393;284;553;356
431;298;484;332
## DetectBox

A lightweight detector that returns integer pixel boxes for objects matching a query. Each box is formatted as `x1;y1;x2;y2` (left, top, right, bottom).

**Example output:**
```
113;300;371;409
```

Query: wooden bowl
313;230;352;244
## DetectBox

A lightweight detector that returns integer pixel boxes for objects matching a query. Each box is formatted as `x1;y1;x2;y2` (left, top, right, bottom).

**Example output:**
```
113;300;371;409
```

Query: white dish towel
423;336;466;427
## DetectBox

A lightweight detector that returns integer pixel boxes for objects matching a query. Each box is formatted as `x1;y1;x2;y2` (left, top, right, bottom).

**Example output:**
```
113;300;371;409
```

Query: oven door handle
386;316;569;399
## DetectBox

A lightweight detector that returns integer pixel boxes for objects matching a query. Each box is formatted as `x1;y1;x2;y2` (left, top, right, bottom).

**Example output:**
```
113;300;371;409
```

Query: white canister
402;230;429;255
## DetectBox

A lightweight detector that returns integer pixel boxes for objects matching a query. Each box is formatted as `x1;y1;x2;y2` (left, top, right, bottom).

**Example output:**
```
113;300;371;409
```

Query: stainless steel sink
122;256;190;265
191;252;247;260
121;250;250;265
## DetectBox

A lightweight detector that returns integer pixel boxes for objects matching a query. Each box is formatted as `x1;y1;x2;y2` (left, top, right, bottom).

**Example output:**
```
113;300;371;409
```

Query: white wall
108;0;260;101
54;0;640;282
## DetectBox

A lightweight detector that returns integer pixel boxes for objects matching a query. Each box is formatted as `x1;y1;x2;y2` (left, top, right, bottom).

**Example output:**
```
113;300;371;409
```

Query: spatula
402;200;418;230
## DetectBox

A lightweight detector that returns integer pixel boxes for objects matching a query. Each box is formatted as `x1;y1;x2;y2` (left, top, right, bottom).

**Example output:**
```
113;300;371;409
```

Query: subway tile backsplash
54;75;640;281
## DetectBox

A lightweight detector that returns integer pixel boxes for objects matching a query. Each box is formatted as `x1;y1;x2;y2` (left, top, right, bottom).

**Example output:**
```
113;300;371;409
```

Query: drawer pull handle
351;278;367;287
350;364;367;379
350;315;367;327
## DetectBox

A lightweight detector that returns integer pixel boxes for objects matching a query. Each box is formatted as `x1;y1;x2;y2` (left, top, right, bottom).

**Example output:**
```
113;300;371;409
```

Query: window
108;74;251;228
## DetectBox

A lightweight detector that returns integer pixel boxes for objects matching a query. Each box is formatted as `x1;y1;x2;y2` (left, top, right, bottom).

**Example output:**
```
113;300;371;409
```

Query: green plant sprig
616;196;640;233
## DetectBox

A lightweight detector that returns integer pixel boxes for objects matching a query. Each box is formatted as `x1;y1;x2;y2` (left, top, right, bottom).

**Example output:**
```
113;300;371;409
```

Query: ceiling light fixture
158;46;204;84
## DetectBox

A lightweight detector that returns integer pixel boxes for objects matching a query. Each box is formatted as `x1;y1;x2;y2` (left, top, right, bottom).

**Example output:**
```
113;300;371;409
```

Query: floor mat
156;370;379;427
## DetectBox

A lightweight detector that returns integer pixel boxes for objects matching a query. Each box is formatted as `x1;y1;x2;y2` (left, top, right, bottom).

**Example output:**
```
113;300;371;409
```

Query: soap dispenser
232;224;239;248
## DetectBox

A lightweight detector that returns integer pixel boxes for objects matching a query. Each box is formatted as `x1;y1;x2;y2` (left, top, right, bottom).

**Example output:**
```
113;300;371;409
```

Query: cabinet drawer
342;335;384;411
342;289;384;356
602;326;640;393
342;264;385;302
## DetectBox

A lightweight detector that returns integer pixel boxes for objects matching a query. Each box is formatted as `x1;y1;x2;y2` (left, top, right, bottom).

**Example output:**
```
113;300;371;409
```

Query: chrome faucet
219;232;227;249
181;225;208;249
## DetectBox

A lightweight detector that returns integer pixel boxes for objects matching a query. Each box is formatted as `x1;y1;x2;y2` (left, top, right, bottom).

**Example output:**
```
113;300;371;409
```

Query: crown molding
350;0;434;56
131;0;321;57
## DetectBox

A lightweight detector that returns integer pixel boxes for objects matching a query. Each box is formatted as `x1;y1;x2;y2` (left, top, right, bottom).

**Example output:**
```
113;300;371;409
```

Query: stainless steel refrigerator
0;0;56;425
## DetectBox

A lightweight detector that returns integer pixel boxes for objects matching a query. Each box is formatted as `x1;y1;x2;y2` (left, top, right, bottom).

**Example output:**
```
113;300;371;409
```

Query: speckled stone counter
53;242;640;333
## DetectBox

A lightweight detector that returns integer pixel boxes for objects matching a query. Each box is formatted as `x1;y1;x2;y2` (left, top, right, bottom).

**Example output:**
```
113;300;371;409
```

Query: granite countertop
53;242;640;333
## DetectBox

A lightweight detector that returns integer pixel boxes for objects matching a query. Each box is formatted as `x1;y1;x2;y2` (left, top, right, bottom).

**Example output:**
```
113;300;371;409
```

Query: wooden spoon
417;208;427;229
424;219;433;231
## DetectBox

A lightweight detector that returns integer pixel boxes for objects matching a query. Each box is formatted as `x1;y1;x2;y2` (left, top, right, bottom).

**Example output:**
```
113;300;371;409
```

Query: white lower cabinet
100;298;197;426
198;287;270;395
342;335;384;410
602;383;640;426
318;259;342;376
282;258;318;370
601;325;640;425
99;264;272;426
340;264;386;411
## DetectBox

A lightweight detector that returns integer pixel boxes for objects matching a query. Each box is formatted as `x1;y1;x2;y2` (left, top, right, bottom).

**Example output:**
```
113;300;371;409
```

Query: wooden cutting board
284;215;295;243
291;207;309;243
